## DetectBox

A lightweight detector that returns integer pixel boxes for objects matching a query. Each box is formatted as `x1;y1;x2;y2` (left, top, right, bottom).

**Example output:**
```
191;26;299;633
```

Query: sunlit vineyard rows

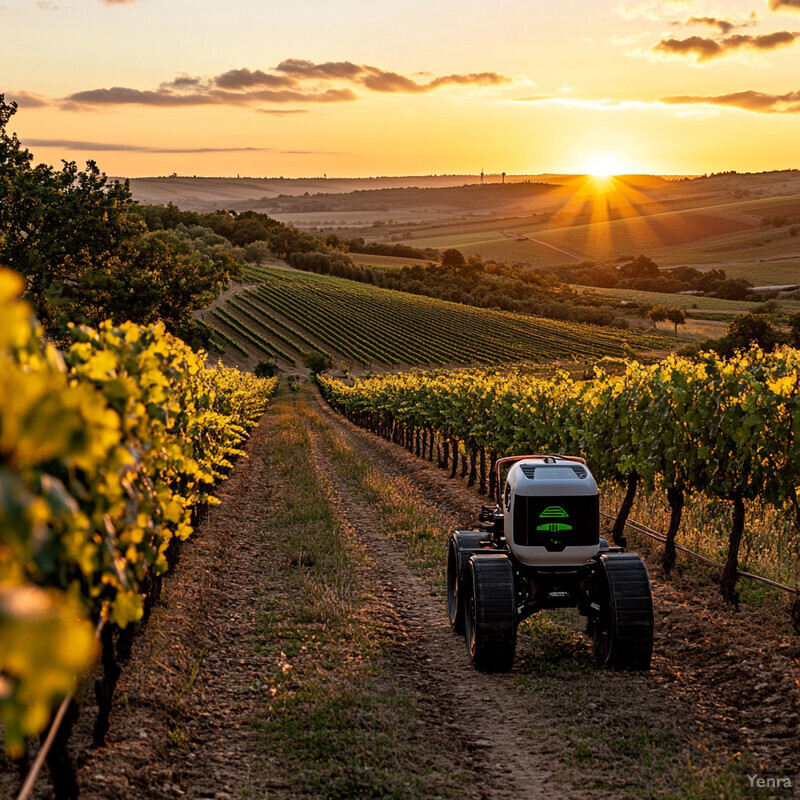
212;267;670;367
318;350;800;614
0;268;277;754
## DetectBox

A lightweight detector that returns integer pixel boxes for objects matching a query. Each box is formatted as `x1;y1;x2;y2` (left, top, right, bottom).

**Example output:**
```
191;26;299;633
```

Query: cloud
20;138;332;154
653;30;800;60
360;67;508;93
6;91;49;108
249;88;357;103
161;75;204;89
661;89;800;112
770;0;800;10
276;59;509;94
36;1;58;9
671;16;739;34
258;109;310;116
426;72;509;90
212;68;295;90
64;87;220;108
57;60;513;110
653;35;724;60
512;95;555;102
275;59;363;80
63;85;357;109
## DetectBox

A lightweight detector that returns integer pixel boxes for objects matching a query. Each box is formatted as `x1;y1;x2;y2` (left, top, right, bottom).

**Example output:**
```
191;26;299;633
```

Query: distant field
679;317;729;341
574;286;773;312
527;211;750;261
700;193;800;220
396;214;548;242
350;253;434;270
125;174;520;211
407;204;756;265
457;237;581;267
407;232;579;268
649;225;800;284
208;267;672;369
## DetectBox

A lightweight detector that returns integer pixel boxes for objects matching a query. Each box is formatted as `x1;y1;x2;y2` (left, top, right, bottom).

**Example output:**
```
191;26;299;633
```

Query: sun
583;153;624;179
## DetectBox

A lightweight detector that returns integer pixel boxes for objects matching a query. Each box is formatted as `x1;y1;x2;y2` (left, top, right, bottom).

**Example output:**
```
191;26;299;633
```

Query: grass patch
515;611;595;677
302;403;449;595
252;384;474;799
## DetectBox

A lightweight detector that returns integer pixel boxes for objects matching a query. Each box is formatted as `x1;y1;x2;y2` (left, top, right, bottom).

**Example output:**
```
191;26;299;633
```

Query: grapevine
0;268;277;756
211;267;670;366
319;350;800;614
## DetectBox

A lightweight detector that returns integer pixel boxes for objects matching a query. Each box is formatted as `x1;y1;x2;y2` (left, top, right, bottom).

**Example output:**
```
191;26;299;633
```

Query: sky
3;0;800;177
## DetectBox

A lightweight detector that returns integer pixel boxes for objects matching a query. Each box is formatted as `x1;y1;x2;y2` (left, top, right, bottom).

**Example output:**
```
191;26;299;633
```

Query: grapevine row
212;326;248;356
0;267;277;764
224;299;299;364
318;350;800;623
236;293;323;353
212;307;294;363
234;268;669;368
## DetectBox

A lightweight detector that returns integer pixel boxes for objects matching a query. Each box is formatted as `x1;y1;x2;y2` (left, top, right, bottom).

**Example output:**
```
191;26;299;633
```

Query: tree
441;248;466;275
1;95;138;334
715;278;751;301
244;240;271;266
0;96;237;345
619;254;659;282
254;359;278;377
648;305;668;329
789;312;800;348
724;313;785;353
302;350;332;374
665;306;686;337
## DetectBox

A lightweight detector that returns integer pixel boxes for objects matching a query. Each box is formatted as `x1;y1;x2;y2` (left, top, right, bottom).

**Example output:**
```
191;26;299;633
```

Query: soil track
303;399;563;799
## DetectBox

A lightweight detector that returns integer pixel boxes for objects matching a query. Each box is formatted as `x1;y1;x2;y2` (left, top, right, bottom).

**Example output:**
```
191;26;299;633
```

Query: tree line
544;254;753;300
0;96;242;348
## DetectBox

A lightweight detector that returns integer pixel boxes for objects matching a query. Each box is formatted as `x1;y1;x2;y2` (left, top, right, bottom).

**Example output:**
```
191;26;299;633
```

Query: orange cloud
361;68;508;93
770;0;800;10
275;59;364;80
6;91;49;108
670;16;756;34
653;30;800;61
57;61;512;110
22;138;338;155
661;89;800;113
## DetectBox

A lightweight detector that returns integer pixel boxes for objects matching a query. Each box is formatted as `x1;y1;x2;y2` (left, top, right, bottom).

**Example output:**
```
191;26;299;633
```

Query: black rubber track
592;552;654;671
447;532;490;634
465;554;517;672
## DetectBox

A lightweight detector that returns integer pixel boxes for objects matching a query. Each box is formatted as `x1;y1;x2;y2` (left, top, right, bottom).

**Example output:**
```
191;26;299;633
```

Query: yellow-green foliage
0;268;276;754
319;351;800;507
319;350;800;581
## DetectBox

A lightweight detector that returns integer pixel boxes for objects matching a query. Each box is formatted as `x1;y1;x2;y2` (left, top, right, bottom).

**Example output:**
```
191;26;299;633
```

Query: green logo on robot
536;505;573;533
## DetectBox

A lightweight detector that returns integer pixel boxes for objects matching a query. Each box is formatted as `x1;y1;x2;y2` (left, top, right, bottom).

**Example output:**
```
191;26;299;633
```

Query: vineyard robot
447;455;653;671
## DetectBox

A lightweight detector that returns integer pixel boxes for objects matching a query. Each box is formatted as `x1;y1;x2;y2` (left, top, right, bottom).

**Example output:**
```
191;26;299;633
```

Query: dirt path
303;403;561;799
303;391;696;798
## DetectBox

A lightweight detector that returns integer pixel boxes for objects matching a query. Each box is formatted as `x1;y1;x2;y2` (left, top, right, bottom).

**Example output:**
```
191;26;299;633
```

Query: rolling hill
202;266;671;373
